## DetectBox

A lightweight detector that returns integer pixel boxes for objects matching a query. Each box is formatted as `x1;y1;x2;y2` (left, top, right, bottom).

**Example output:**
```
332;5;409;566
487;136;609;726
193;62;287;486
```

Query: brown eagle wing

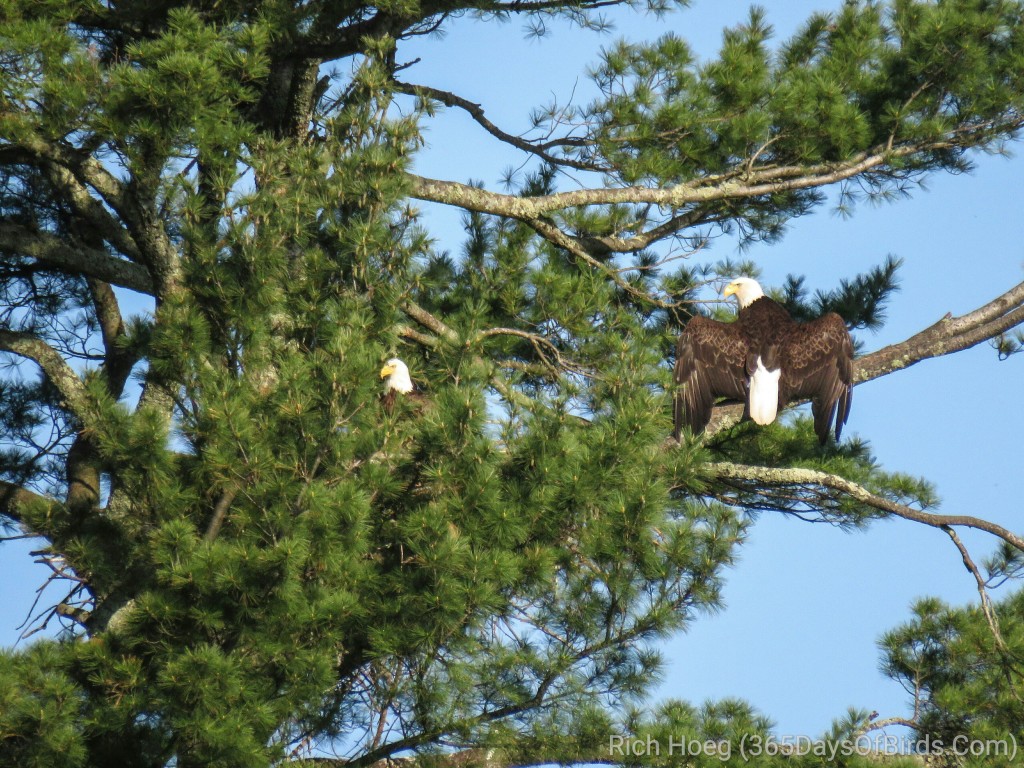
674;316;749;441
779;313;853;444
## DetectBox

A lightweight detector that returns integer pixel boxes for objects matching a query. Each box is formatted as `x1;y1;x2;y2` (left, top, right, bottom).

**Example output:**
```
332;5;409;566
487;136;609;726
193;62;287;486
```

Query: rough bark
406;141;970;218
0;330;90;420
0;223;154;295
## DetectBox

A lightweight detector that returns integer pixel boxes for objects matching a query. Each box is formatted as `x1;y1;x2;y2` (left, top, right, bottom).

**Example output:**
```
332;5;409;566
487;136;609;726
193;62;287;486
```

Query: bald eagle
673;277;853;445
380;358;415;413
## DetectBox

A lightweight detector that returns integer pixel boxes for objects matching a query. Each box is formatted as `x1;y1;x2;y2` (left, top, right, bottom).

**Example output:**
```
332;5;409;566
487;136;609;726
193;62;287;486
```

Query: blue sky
3;0;1023;742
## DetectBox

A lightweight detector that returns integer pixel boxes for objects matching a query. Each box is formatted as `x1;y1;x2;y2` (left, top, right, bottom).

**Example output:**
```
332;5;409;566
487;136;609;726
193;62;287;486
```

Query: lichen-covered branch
0;222;153;294
0;330;90;420
401;300;459;344
407;140;955;218
0;144;142;265
3;132;181;297
703;461;1024;552
0;223;155;295
854;282;1024;382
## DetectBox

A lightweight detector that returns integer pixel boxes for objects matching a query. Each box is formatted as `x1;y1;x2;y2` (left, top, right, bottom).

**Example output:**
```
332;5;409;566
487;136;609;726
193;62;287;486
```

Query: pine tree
880;590;1024;768
0;1;1022;767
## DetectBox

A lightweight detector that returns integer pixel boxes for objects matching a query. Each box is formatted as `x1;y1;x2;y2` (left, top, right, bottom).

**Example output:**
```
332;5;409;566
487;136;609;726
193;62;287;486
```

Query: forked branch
943;525;1009;654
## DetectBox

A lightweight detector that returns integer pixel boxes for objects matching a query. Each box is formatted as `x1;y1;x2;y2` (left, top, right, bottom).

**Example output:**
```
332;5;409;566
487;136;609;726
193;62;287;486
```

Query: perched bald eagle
380;358;415;413
673;277;853;445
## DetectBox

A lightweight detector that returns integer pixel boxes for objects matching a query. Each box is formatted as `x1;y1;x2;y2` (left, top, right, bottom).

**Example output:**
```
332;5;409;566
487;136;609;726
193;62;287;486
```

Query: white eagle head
379;358;413;394
723;277;765;309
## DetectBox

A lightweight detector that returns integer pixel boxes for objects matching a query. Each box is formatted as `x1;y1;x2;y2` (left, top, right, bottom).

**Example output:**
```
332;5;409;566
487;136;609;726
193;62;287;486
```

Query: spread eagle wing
673;316;750;441
779;313;853;444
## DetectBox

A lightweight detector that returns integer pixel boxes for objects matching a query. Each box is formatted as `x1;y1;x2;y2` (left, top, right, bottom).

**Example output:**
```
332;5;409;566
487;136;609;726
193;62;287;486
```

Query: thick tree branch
0;223;155;295
0;145;143;265
397;324;440;348
854;716;920;739
401;300;459;344
703;461;1024;552
4;134;181;297
408;143;934;217
203;485;239;542
0;481;58;526
855;282;1024;382
0;330;90;419
86;277;137;397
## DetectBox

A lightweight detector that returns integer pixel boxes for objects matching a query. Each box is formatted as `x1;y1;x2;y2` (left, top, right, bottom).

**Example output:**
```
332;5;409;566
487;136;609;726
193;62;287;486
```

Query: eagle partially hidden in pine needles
380;358;417;413
673;277;853;445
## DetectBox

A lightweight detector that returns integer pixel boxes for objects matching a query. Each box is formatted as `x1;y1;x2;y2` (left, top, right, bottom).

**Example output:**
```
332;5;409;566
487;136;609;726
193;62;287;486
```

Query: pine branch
3;135;182;296
292;747;617;768
392;80;603;172
852;716;920;739
344;677;561;768
86;277;137;396
293;750;509;768
397;325;440;348
701;462;1021;655
0;145;142;265
203;486;239;542
304;0;638;59
591;209;722;255
473;327;590;378
525;216;681;308
401;300;459;344
702;461;1024;552
855;281;1024;382
487;0;630;12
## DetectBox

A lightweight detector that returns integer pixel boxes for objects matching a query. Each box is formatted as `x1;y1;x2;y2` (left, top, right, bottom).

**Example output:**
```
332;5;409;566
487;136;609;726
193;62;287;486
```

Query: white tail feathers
748;357;781;425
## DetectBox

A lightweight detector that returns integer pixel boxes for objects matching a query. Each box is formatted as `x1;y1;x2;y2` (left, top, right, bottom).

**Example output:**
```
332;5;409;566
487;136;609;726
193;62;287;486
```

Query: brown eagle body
673;278;853;445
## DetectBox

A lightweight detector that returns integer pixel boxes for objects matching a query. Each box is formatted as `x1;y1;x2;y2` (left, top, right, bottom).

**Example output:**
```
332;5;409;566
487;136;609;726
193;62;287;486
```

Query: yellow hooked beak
722;282;738;298
379;364;396;379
